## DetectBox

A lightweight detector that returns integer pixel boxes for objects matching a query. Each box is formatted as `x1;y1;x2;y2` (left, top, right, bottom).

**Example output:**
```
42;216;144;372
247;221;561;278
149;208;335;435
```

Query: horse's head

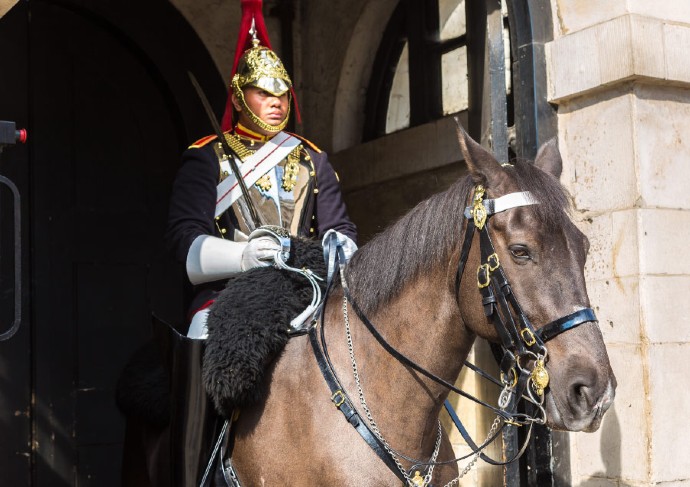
455;125;616;432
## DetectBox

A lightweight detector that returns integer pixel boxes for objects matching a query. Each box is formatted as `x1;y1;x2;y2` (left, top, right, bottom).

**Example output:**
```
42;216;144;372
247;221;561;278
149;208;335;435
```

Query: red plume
221;0;301;131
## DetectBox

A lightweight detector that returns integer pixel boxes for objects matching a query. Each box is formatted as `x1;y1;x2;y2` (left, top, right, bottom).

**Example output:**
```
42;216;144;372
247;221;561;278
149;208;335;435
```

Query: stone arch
331;0;399;152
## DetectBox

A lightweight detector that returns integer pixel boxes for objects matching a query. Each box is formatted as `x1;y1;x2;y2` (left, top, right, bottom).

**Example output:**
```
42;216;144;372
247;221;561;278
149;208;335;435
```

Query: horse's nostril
569;377;596;413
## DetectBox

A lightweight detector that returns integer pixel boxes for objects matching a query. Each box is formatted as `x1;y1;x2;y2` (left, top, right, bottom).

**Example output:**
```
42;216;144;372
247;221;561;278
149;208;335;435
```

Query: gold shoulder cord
224;133;254;162
212;135;254;182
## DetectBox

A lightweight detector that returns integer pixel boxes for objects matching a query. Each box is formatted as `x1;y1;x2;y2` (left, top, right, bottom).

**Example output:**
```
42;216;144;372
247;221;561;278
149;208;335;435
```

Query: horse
199;124;617;486
118;124;616;486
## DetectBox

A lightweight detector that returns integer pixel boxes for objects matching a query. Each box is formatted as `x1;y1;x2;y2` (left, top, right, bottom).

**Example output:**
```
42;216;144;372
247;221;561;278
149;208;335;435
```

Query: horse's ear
454;117;504;187
534;138;562;178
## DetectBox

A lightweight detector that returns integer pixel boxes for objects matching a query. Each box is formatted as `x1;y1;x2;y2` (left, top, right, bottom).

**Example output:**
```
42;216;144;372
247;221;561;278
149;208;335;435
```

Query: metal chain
423;423;443;486
441;415;503;487
343;295;512;486
343;296;442;486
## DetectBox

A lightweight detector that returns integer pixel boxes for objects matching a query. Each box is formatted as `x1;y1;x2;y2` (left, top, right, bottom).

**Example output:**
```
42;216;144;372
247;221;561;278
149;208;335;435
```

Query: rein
312;184;599;485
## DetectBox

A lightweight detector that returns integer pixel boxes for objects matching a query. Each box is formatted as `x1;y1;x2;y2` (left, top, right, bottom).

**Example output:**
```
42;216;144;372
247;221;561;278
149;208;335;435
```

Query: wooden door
30;3;181;484
0;2;31;486
0;0;224;484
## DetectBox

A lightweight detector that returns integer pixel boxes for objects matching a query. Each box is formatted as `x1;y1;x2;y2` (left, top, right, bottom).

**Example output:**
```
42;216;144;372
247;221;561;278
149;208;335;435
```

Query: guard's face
233;87;289;135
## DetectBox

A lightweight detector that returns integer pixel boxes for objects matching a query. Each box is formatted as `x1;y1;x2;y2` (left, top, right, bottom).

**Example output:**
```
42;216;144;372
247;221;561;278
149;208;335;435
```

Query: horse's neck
322;276;475;456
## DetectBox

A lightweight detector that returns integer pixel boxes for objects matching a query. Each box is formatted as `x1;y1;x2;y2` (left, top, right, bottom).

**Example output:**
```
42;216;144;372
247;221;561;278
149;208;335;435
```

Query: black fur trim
203;238;326;418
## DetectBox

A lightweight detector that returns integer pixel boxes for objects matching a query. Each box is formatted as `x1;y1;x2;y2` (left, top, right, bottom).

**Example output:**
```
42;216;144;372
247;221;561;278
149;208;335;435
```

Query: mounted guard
148;0;356;484
168;0;356;339
116;1;616;485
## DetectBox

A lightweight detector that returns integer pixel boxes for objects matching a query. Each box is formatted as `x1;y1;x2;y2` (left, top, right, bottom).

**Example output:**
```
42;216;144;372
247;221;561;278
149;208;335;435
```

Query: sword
188;71;264;230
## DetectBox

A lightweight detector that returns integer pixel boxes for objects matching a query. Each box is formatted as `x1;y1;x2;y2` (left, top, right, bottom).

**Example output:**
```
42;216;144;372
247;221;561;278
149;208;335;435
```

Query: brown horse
214;126;616;485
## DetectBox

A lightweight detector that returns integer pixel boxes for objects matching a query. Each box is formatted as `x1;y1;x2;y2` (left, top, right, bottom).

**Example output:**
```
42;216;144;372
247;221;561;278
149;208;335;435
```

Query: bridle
311;183;599;484
456;184;597;422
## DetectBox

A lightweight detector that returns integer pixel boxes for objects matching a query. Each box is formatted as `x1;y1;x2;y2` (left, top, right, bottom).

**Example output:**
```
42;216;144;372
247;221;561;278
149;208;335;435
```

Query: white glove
186;232;284;285
241;236;281;271
186;235;246;285
321;230;358;262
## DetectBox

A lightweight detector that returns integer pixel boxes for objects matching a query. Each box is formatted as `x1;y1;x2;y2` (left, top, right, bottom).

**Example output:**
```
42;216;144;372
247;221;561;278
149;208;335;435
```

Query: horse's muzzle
546;366;617;432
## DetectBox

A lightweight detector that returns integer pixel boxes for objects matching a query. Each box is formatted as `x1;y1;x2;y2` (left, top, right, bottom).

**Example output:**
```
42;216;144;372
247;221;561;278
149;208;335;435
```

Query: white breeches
187;308;210;339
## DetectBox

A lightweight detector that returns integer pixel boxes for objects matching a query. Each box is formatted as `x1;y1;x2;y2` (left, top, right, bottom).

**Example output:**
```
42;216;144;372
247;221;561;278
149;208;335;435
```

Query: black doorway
0;1;225;484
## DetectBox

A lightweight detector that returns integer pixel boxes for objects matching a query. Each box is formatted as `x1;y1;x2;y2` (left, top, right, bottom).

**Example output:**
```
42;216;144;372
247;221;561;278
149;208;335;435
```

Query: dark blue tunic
165;133;357;317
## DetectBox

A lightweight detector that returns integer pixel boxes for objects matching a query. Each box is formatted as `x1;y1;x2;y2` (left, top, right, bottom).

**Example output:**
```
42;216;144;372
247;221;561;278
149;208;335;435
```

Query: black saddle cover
203;238;326;418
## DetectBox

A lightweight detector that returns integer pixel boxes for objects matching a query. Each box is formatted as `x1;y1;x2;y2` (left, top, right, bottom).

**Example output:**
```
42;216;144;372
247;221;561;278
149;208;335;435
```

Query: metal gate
469;0;559;485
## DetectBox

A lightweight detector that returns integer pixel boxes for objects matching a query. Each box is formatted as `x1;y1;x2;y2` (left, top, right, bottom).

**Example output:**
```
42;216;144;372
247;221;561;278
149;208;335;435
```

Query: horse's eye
509;245;531;260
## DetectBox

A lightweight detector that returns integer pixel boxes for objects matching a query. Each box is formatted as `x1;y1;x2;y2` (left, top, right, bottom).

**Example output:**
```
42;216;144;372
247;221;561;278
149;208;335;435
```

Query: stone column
546;2;690;486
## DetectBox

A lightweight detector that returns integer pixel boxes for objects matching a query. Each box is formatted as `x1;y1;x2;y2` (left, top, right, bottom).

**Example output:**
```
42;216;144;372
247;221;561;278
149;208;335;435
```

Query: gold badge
281;147;301;191
472;185;487;229
411;471;425;486
255;174;272;191
531;359;550;396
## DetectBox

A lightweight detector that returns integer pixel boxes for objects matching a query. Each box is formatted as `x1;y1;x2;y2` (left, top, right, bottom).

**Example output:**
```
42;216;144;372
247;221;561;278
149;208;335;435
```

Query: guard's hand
241;236;281;271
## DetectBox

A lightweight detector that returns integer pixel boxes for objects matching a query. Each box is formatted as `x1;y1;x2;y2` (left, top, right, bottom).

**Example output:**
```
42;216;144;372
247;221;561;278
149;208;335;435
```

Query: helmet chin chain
232;84;291;133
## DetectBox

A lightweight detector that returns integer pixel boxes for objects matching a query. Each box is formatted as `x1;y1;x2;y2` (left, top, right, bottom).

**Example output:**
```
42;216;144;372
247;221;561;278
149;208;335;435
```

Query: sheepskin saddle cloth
202;237;326;418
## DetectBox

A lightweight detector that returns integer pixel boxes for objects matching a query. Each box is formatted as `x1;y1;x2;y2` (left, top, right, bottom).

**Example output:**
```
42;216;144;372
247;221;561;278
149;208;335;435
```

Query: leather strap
537;308;597;342
308;326;406;482
443;399;534;466
344;288;513;420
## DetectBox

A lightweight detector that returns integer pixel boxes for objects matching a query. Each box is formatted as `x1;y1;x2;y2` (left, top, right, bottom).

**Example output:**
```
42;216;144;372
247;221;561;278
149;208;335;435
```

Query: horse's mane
345;159;571;315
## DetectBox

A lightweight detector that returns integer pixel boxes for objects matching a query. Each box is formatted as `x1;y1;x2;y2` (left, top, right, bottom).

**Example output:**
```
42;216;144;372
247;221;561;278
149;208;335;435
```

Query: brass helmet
220;0;300;132
231;38;292;133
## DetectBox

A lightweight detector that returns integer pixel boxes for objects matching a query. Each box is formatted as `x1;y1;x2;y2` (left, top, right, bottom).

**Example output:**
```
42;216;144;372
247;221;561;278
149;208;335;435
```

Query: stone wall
547;2;690;485
0;0;18;19
168;0;238;82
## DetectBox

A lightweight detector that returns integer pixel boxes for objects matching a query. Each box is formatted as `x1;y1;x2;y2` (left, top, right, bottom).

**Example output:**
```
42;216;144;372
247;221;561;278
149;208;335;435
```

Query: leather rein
310;184;599;483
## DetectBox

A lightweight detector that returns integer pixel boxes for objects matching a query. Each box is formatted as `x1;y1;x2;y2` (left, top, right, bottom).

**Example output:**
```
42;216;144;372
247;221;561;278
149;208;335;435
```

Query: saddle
203;237;327;418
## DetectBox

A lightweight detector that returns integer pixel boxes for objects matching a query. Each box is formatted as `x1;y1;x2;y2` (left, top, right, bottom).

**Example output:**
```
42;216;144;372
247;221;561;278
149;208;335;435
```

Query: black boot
153;316;222;486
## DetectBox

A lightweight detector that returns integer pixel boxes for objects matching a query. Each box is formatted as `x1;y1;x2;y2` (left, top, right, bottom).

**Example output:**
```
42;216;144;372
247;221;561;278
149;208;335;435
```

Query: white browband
463;191;538;219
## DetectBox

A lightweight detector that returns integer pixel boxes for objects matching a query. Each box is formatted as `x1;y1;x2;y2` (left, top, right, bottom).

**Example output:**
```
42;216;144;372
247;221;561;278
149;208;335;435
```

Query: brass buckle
477;263;491;289
487;252;500;271
520;328;537;346
331;390;345;408
477;253;499;289
501;367;518;389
